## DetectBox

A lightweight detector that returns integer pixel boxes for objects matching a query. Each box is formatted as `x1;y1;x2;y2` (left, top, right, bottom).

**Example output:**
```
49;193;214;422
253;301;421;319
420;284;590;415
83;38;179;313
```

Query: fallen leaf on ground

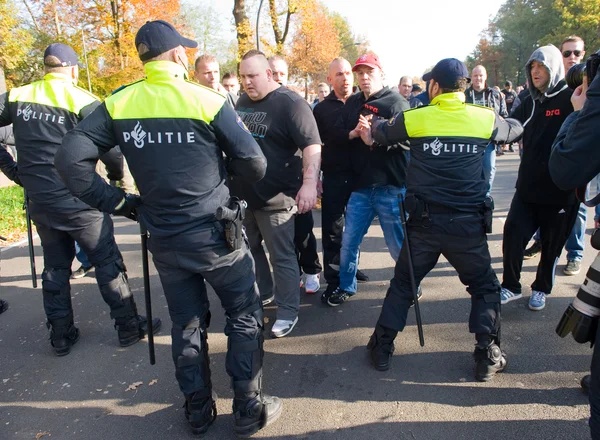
148;379;158;386
36;432;51;439
125;381;143;391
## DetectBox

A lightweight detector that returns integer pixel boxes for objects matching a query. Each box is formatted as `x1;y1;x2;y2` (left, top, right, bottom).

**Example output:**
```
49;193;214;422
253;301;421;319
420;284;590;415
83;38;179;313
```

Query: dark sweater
334;86;410;189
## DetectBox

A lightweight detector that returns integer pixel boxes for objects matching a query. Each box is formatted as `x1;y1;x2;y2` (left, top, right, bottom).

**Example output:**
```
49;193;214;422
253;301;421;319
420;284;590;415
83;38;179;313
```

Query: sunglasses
562;50;582;58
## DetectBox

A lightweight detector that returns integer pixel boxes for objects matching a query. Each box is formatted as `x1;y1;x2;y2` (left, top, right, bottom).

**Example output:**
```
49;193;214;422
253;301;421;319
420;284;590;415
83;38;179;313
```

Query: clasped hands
350;114;375;148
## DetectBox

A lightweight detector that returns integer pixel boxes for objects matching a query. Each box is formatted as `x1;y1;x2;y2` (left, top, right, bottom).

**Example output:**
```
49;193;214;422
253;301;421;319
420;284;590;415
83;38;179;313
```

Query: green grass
0;186;26;241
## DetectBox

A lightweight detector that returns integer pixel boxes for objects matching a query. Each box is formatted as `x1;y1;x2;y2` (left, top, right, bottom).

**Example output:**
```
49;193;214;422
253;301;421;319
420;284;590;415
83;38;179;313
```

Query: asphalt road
0;152;594;440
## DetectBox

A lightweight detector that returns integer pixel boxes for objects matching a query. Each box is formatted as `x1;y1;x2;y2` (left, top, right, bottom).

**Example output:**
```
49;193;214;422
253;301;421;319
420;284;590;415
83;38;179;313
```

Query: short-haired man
316;82;330;103
194;54;238;106
268;55;289;87
222;71;240;95
325;53;410;306
55;21;281;436
502;80;519;114
465;65;508;195
501;45;579;311
0;43;159;356
234;50;322;337
313;57;369;298
524;35;588;275
364;58;523;380
398;76;422;108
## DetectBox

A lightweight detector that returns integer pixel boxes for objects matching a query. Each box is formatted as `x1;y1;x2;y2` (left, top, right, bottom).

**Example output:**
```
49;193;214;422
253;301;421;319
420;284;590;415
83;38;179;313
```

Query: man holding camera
549;49;600;440
500;44;580;311
55;21;282;437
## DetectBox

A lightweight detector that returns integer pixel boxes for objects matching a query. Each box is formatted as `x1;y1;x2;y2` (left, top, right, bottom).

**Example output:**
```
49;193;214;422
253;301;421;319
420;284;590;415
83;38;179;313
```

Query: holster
217;198;247;252
482;196;494;234
404;195;430;228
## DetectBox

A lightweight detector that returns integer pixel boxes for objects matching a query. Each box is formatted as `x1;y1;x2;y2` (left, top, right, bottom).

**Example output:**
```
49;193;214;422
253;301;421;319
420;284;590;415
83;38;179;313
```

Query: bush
0;186;26;242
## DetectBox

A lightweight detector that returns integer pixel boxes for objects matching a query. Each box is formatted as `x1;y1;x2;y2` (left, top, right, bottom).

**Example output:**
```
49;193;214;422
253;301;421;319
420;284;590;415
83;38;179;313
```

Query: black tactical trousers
32;206;132;321
321;172;354;285
377;208;501;341
294;211;322;276
149;221;263;397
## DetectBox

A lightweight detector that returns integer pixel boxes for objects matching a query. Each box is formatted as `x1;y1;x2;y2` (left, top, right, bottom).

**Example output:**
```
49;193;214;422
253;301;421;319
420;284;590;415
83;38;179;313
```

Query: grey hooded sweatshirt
511;44;575;205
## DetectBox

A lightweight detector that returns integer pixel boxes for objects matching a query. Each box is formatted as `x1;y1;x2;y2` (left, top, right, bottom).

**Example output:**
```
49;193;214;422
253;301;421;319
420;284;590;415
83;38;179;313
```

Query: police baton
23;190;37;288
398;194;425;347
139;222;155;365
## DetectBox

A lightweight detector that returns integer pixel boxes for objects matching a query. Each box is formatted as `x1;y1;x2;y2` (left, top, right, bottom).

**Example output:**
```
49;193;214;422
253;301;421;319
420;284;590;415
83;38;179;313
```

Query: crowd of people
1;18;599;438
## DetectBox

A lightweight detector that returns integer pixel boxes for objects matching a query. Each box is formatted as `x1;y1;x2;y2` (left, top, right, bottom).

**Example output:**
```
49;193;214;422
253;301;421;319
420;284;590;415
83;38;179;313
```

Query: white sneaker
304;273;321;294
271;317;298;338
500;287;522;305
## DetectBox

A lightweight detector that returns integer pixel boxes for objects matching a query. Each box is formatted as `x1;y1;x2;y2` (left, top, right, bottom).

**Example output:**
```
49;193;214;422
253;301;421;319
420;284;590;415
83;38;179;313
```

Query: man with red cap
324;53;410;307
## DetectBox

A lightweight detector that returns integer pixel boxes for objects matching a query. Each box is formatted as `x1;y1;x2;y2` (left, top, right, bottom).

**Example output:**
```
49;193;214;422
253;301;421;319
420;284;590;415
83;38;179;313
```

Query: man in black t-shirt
232;50;322;338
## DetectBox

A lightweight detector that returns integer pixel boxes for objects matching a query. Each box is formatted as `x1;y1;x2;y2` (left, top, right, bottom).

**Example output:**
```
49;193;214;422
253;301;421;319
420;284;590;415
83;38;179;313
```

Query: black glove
113;193;141;222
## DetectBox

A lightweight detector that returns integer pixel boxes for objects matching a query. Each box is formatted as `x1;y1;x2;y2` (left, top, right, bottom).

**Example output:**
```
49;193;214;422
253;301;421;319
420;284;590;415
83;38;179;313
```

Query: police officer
362;58;523;381
0;43;159;356
55;21;282;437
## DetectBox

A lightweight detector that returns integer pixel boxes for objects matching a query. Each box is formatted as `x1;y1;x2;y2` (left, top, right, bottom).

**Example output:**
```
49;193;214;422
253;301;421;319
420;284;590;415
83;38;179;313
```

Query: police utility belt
215;198;247;251
404;195;494;234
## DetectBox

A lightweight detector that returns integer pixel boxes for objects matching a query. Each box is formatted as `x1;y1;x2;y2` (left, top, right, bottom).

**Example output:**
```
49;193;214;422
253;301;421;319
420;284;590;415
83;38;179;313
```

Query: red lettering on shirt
364;104;379;114
546;109;561;117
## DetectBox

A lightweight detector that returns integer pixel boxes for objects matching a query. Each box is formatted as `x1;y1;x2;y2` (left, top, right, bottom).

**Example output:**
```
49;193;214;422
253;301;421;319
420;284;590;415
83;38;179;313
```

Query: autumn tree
0;0;33;92
289;0;340;98
233;0;255;61
330;12;365;64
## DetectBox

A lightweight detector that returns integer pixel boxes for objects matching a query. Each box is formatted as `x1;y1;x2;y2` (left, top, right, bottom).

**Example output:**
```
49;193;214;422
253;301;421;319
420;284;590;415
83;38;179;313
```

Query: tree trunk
233;0;253;61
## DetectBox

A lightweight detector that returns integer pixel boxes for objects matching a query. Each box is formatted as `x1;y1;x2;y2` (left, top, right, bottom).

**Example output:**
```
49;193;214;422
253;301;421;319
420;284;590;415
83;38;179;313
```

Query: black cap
44;43;83;68
422;58;471;88
505;80;512;87
411;84;423;92
135;20;198;61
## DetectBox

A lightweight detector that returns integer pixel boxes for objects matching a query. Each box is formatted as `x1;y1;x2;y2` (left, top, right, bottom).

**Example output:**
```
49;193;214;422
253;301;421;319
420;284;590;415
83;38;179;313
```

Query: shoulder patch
111;79;144;95
236;115;251;133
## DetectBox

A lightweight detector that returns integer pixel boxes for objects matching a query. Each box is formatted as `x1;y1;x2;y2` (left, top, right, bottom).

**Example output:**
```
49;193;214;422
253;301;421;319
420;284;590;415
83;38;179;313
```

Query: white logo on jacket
122;121;195;149
423;137;479;155
16;104;65;124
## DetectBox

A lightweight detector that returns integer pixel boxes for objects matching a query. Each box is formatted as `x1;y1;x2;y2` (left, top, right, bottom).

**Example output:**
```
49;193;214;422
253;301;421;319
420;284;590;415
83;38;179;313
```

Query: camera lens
566;63;586;89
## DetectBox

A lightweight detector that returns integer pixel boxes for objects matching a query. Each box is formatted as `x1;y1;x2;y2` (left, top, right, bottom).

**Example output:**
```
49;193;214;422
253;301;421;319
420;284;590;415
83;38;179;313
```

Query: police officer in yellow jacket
55;21;282;437
0;43;160;356
362;59;523;381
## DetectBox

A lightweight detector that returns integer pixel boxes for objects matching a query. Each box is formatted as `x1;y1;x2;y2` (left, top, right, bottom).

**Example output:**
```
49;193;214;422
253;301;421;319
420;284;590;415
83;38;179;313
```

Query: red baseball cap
352;53;382;71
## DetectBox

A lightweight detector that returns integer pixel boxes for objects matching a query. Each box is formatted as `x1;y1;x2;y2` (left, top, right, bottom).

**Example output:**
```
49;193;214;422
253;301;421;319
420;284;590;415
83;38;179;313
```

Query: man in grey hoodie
500;45;580;311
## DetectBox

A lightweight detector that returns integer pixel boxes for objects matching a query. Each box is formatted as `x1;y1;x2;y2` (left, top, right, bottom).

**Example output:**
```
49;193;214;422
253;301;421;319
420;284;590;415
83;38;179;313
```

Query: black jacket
312;92;353;175
335;87;410;189
550;71;600;190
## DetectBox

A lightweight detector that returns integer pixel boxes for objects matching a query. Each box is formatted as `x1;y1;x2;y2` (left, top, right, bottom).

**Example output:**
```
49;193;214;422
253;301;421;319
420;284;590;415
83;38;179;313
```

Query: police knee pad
95;257;128;286
229;334;264;397
42;268;71;296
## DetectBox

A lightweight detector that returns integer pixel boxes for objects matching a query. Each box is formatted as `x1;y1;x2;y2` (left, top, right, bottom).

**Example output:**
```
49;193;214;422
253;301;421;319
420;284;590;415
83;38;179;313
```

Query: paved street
0;153;595;440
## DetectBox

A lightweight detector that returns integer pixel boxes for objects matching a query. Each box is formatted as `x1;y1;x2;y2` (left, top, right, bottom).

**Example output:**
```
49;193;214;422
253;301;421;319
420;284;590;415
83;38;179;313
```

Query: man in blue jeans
325;53;410;306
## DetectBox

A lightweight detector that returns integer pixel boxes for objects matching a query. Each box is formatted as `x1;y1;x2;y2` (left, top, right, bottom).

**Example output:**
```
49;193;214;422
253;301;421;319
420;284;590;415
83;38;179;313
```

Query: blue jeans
482;143;496;197
339;186;406;293
75;242;91;267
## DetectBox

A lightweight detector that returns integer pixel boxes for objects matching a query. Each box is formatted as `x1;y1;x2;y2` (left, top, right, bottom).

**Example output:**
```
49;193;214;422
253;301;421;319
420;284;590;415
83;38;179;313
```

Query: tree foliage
0;0;33;92
466;0;600;87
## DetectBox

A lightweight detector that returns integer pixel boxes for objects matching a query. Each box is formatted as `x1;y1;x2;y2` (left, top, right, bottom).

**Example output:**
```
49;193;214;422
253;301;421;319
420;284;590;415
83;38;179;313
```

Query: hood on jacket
525;45;566;102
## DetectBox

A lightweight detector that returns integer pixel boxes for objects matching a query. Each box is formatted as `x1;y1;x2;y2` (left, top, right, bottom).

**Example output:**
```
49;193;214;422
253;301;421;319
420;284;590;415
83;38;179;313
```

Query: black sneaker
474;343;507;382
327;287;353;307
523;241;542;260
356;270;369;283
233;393;283;438
367;325;397;371
321;283;338;304
184;391;217;436
72;265;93;279
0;299;8;315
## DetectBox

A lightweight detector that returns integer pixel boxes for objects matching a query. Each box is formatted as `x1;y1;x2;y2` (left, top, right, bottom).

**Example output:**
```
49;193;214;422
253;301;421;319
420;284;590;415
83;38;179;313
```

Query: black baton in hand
139;223;155;365
398;194;425;347
23;190;37;288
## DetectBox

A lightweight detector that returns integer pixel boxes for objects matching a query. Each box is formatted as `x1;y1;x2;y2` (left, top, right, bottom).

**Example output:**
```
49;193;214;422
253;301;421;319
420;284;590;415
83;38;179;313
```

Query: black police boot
114;299;162;347
47;315;80;356
232;392;283;438
184;390;217;436
474;341;507;382
367;324;398;371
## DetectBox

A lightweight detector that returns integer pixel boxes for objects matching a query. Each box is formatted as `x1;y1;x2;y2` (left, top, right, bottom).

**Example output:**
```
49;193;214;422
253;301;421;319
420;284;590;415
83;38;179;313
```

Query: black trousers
321;172;354;285
294;211;322;275
377;209;501;341
502;193;580;295
31;205;132;321
591;322;600;439
149;221;263;397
